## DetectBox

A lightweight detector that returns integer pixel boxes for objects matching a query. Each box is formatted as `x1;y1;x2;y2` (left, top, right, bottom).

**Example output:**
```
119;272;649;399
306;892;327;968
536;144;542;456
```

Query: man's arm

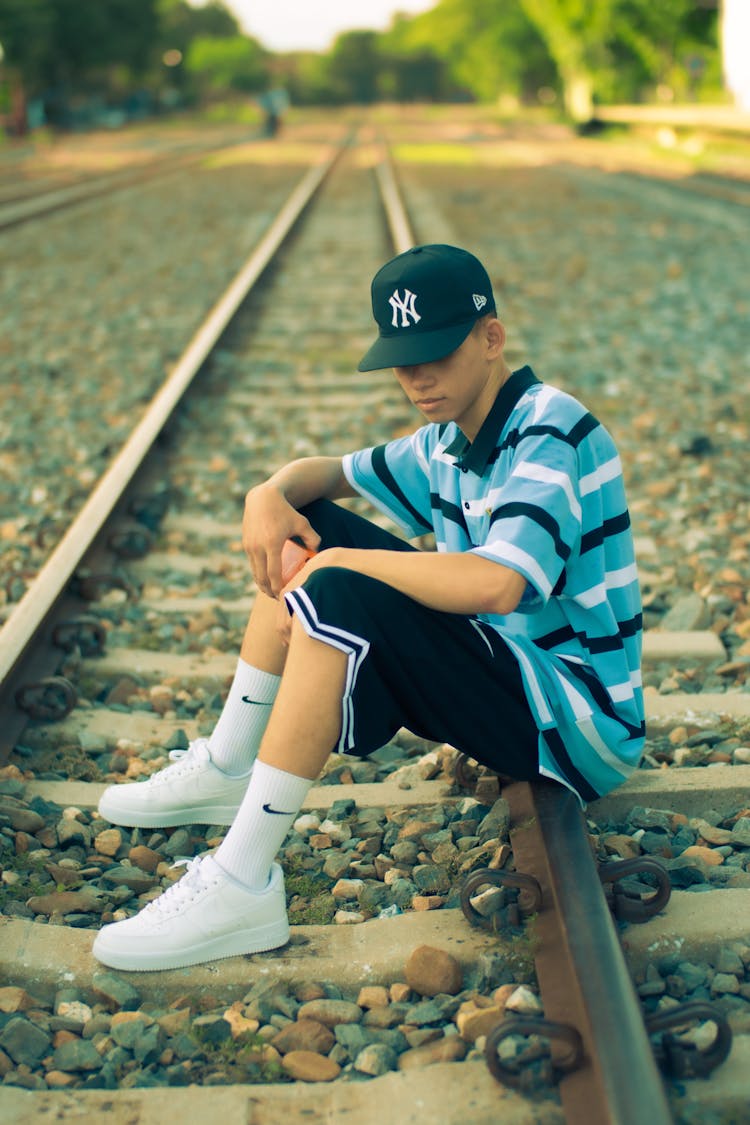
243;456;356;596
285;546;527;618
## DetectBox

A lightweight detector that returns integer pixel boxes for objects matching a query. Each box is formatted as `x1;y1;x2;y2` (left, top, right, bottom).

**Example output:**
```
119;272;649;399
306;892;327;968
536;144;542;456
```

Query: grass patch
189;1024;290;1084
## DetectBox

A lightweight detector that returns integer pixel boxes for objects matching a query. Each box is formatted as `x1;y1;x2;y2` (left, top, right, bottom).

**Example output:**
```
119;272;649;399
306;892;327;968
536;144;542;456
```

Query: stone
730;818;750;847
43;862;82;887
222;1005;260;1040
456;1003;505;1043
293;813;321;835
155;1009;191;1037
405;945;463;997
357;986;389;1009
0;1017;52;1066
334;909;365;924
0;988;37;1014
128;845;162;873
660;594;711;631
412;895;446;911
331;878;364;901
281;1050;340;1082
711;973;740;995
91;973;140;1012
161;828;192;858
477;798;511;842
297;999;362;1028
94;828;122;856
27;890;104;915
602;834;642;859
628;807;674;834
56;1001;93;1026
680;845;723;866
354;1042;398;1076
52;1038;104;1072
0;803;45;834
412;865;450;894
322;854;351;880
100;865;157;893
505;986;543;1015
398;1035;467;1070
272;1019;335;1056
56;818;91;847
689;819;733;846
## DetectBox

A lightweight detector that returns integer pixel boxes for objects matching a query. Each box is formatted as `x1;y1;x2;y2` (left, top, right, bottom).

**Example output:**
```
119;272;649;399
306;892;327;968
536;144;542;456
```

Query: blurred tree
386;0;555;104
0;0;160;129
185;34;269;96
156;0;239;57
324;31;382;104
518;0;615;119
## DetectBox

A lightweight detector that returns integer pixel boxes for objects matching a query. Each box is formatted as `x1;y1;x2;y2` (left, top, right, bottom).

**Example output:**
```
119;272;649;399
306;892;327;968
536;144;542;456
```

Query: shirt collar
443;365;541;474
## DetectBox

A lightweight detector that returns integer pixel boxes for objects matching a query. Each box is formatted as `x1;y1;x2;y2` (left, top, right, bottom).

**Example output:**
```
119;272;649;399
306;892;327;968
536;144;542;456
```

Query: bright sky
207;1;436;52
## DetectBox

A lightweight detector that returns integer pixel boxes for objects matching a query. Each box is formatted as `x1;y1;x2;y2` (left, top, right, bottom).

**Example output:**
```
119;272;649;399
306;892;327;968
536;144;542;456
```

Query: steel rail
0;135;253;232
374;149;413;255
0;141;343;692
505;779;674;1125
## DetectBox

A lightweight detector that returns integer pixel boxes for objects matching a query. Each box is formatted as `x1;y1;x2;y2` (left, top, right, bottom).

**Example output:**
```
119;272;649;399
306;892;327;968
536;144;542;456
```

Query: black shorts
285;500;539;781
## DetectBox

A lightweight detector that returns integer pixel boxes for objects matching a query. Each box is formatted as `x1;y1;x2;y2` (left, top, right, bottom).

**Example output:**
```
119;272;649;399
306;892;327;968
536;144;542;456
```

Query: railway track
1;127;749;1123
0;129;257;232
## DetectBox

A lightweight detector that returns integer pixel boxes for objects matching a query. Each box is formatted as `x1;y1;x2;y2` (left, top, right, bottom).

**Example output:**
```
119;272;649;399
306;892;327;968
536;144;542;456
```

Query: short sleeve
342;430;433;538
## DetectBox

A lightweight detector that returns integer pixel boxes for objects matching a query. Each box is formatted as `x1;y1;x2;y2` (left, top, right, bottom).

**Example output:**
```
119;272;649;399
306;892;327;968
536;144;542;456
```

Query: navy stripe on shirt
371;445;432;532
490;501;572;562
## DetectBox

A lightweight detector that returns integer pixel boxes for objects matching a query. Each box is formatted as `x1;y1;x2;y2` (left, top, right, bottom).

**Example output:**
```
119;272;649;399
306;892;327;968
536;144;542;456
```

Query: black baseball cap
357;244;496;372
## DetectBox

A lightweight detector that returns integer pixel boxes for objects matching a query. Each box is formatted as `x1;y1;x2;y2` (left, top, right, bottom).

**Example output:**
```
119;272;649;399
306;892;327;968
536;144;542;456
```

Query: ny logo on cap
389;288;421;328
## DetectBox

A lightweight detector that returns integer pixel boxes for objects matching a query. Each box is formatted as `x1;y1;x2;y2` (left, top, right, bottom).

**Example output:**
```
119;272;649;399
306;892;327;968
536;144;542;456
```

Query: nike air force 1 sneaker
92;855;289;971
97;738;251;828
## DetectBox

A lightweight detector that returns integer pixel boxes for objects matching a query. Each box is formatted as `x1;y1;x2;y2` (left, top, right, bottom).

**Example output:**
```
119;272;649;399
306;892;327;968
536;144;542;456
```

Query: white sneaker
92;855;289;971
97;738;251;828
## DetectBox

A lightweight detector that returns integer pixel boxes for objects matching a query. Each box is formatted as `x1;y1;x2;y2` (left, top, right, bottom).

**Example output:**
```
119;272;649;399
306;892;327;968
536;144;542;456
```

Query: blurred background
0;0;747;138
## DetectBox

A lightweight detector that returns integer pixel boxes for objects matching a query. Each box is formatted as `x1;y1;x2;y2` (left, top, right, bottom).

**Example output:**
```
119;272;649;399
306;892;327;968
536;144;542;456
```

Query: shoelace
142;855;214;920
144;738;208;786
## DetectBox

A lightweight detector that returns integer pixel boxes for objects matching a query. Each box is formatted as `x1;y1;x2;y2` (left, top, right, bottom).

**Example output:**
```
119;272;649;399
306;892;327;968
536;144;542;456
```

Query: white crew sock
214;760;312;890
208;659;281;776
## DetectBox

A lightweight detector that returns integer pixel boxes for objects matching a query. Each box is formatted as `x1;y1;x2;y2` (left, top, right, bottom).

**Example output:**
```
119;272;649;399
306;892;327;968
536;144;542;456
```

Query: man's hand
243;484;321;598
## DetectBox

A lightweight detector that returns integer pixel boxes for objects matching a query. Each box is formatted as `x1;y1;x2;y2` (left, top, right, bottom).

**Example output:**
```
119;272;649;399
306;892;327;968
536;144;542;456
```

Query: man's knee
300;566;389;624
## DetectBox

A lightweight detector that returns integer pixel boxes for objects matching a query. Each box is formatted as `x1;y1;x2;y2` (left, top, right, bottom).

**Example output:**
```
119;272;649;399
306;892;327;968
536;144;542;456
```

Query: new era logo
472;293;487;311
389;288;421;327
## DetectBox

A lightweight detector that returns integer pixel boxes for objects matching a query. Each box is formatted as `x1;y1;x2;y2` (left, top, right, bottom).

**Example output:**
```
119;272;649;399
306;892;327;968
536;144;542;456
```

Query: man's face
392;323;497;440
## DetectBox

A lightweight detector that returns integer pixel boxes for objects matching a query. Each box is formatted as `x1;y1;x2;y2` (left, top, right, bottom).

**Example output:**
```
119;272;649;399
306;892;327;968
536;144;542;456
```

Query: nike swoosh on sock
262;802;295;816
241;696;274;705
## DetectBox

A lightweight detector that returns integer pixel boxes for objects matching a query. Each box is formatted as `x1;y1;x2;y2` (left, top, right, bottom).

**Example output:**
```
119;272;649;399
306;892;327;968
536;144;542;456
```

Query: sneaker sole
96;799;242;828
92;918;290;972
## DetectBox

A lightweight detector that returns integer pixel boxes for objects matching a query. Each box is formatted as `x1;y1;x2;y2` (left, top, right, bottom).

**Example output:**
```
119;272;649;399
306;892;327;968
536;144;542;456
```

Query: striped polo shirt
342;365;645;804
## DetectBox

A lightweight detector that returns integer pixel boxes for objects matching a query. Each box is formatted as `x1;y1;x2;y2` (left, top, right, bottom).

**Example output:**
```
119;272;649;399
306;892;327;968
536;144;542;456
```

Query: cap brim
356;320;476;372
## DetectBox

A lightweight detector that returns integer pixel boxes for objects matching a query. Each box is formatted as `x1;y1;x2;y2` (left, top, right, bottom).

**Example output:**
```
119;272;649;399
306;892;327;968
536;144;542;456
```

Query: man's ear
486;317;505;357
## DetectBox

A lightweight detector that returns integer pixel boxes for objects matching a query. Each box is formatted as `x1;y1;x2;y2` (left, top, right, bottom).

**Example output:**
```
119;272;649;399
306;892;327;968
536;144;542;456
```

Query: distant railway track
0;131;249;231
0;127;748;1123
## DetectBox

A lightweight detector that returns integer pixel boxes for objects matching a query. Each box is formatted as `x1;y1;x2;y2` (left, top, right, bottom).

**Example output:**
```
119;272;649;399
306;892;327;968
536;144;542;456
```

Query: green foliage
185;35;269;94
0;0;726;128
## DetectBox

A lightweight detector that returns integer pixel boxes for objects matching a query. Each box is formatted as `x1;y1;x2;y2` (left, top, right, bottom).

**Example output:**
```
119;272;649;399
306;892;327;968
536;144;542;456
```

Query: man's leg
97;500;412;828
92;620;347;970
211;618;346;889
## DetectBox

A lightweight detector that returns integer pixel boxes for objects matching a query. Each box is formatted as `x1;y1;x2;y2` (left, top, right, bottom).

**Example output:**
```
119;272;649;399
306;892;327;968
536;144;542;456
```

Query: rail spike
597;856;671;922
460;866;543;931
645;1001;733;1078
15;675;78;721
484;1015;584;1089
